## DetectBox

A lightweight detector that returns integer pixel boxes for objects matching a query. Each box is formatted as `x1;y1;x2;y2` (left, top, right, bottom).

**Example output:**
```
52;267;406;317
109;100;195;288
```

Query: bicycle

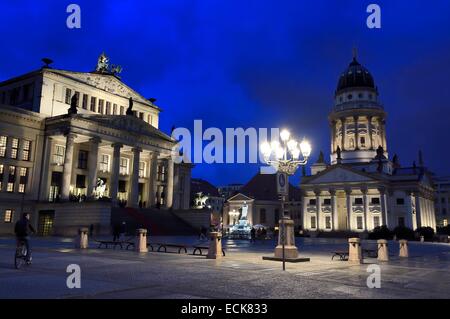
15;239;31;269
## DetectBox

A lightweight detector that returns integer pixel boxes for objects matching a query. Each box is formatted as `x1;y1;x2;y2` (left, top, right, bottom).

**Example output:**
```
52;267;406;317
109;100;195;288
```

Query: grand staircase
111;207;197;236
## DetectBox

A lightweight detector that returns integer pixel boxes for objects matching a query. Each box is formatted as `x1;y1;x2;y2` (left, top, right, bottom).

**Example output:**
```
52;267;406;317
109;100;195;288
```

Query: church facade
0;54;191;235
300;54;436;233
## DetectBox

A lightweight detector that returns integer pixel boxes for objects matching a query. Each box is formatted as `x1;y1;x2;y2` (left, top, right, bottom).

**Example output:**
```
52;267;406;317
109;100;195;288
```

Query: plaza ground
0;236;449;299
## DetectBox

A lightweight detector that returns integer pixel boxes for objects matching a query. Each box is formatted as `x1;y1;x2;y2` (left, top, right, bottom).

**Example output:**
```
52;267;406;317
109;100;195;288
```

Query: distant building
0;54;192;235
190;178;224;216
300;53;436;233
434;176;450;227
223;173;301;230
218;183;243;200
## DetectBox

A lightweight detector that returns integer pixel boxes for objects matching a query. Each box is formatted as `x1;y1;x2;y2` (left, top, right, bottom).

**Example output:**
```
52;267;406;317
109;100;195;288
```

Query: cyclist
14;213;36;264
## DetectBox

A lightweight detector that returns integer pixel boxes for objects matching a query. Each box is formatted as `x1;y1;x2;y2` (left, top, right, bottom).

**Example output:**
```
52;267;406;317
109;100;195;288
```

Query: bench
192;245;226;257
125;242;154;251
156;243;188;254
332;251;349;261
96;240;123;250
362;247;378;258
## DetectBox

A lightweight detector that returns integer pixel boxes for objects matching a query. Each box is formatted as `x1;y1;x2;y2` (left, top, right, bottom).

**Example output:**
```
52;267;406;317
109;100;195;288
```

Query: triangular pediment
77;114;173;142
227;193;253;202
303;166;379;185
48;69;154;106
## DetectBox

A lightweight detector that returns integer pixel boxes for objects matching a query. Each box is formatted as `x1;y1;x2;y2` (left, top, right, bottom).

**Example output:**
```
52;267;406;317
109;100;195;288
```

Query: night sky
1;1;450;187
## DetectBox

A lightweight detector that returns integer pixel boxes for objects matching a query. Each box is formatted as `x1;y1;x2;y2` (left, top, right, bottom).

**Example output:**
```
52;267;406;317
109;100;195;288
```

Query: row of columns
306;187;389;232
51;132;174;208
331;116;386;153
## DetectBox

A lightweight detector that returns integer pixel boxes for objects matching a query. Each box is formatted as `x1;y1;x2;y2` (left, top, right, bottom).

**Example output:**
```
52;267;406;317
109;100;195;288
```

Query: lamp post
260;129;311;270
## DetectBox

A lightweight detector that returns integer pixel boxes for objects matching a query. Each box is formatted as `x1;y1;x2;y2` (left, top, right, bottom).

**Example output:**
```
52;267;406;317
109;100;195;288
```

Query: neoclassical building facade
300;54;436;233
0;55;191;235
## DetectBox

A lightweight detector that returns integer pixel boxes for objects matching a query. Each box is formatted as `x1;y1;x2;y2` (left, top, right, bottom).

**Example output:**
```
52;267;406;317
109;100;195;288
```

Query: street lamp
260;129;311;270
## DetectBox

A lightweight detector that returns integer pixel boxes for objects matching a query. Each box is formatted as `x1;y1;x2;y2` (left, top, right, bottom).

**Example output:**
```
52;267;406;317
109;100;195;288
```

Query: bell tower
329;52;388;164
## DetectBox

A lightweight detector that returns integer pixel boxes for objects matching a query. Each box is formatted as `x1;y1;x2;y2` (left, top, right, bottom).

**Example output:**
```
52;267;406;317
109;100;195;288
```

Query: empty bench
96;240;124;250
192;245;226;257
362;247;378;258
156;243;188;254
125;242;154;251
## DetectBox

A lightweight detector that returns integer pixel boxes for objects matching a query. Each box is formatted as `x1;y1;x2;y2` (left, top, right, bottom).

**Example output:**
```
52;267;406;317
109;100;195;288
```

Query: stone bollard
420;236;424;243
348;238;362;264
274;217;299;259
76;227;89;249
135;228;148;253
207;232;223;259
377;239;389;261
399;239;409;258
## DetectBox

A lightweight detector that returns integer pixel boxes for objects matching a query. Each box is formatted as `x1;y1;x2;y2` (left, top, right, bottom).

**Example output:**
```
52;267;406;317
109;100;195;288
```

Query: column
330;189;337;231
166;158;174;208
315;190;321;230
39;136;53;201
87;137;101;198
405;191;414;229
147;152;158;207
345;188;352;230
379;118;386;150
330;121;336;153
302;192;308;230
341;118;346;150
128;147;142;208
109;143;123;204
379;187;387;227
354;116;359;150
367;116;374;150
60;132;76;200
362;188;369;231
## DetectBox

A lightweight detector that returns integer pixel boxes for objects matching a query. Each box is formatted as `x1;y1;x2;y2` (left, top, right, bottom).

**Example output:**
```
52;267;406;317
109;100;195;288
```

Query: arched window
349;138;355;149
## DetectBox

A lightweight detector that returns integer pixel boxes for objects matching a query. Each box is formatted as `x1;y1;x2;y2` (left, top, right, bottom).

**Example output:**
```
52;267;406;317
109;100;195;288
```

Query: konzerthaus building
300;54;436;233
0;54;191;235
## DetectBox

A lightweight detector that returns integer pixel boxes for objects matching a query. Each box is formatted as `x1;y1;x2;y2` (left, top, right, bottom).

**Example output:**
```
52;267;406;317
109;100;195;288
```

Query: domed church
300;52;436;233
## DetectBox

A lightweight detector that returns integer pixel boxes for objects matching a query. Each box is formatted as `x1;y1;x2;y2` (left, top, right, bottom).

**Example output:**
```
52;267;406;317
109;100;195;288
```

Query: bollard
399;239;408;258
207;232;223;259
274;217;299;259
135;228;148;253
348;238;362;264
420;235;424;243
377;239;389;261
75;227;89;249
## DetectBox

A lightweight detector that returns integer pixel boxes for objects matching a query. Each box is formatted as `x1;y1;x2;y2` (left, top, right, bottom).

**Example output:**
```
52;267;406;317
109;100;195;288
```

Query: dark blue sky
1;1;450;186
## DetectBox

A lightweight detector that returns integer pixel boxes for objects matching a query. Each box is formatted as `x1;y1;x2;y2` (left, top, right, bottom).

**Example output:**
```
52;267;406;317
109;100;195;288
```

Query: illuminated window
99;154;110;172
119;158;129;175
139;161;146;178
310;216;316;229
19;167;28;194
360;136;366;148
65;88;72;104
53;145;65;165
0;136;7;157
22;140;31;161
11;138;19;159
157;164;166;182
4;209;13;223
325;216;331;229
357;216;363;229
444;219;448;227
90;96;97;112
373;216;380;228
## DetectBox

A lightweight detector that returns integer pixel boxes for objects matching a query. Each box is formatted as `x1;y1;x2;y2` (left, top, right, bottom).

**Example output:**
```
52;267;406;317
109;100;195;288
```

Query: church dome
336;57;375;92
